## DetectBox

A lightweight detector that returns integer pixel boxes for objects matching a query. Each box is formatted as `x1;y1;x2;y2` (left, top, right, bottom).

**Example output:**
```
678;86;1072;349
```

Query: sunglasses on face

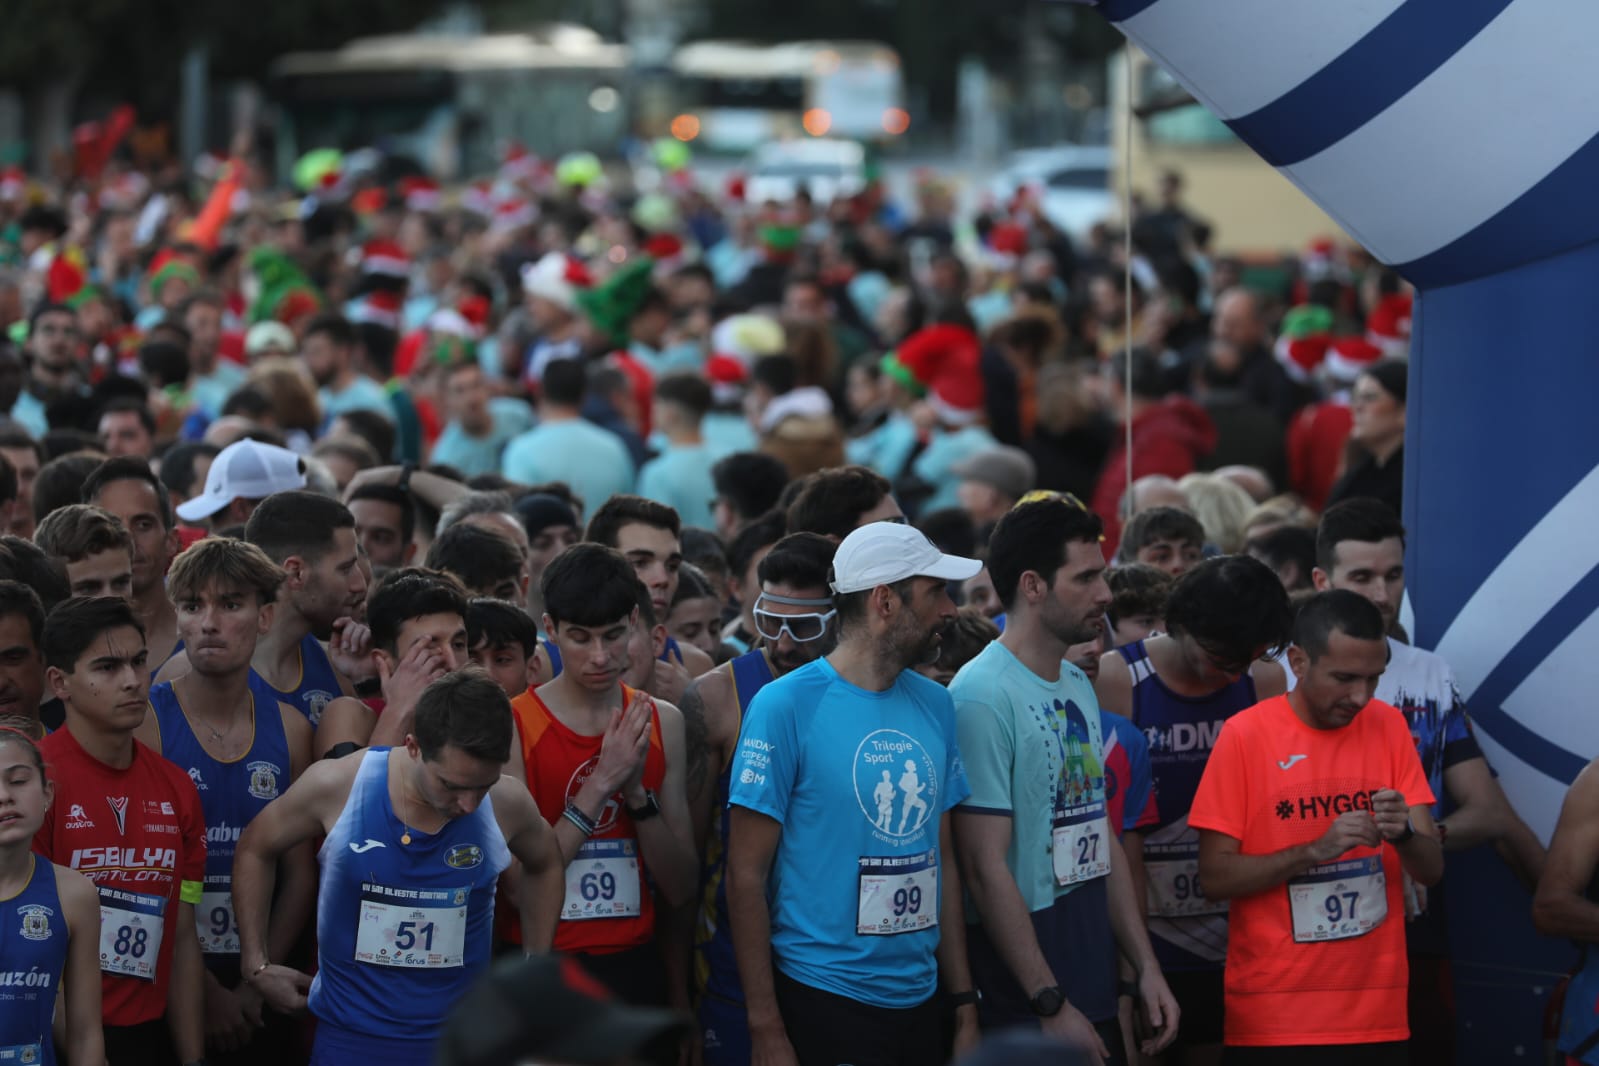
753;592;836;643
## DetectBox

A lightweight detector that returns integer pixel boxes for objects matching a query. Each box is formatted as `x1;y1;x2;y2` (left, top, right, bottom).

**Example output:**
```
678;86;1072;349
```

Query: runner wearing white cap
726;521;983;1066
174;439;308;529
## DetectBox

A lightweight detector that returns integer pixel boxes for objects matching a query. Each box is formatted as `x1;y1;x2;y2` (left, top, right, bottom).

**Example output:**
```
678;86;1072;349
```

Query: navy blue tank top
693;649;774;1003
150;674;292;963
263;634;342;726
308;749;510;1044
0;855;68;1066
1118;638;1258;971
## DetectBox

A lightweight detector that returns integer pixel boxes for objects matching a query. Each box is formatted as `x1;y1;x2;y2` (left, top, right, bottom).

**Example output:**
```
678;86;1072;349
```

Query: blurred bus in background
666;40;908;154
269;25;629;181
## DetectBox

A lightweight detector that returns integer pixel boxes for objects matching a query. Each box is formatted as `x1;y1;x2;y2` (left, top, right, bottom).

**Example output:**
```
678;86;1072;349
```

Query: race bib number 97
857;849;938;936
1287;855;1387;943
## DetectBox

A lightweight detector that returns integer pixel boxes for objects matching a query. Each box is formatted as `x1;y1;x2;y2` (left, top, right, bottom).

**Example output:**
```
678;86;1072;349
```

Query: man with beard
680;532;837;1066
951;497;1179;1064
84;457;183;673
727;522;982;1066
158;492;369;727
302;314;392;422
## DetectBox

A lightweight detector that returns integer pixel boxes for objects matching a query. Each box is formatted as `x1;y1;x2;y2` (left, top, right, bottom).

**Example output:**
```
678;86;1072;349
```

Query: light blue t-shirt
9;391;46;437
501;418;635;514
728;657;970;1009
430;398;535;478
190;361;250;420
636;442;717;531
949;641;1108;914
913;424;998;513
702;412;757;460
846;412;920;483
321;376;394;421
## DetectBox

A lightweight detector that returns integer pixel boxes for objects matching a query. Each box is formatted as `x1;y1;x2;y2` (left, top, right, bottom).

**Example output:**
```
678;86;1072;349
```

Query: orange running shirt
509;684;665;954
1188;695;1434;1047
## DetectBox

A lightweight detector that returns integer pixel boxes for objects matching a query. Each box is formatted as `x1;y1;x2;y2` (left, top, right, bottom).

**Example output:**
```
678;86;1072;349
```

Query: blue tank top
0;855;67;1066
308;749;510;1043
693;649;774;1003
1561;872;1599;1063
1118;638;1258;972
264;634;343;727
150;674;292;964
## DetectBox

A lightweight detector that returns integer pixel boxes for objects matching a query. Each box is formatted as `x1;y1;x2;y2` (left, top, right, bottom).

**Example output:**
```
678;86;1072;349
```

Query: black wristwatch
1028;986;1065;1018
1395;817;1416;844
626;793;661;821
396;462;416;494
948;989;982;1008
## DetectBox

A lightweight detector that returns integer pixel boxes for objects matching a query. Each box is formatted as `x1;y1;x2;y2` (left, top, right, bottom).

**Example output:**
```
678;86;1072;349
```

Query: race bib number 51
857;849;938;936
354;883;468;968
1287;855;1387;943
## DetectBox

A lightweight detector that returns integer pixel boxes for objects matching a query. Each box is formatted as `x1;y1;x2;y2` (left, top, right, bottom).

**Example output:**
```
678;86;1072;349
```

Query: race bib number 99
857;849;938;936
1287;855;1388;943
354;883;468;968
98;887;167;980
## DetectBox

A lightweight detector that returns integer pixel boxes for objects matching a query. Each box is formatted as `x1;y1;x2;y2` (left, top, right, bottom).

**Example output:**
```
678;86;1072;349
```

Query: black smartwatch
626;793;661;821
396;462;416;494
1028;986;1065;1018
948;989;982;1008
1395;817;1416;844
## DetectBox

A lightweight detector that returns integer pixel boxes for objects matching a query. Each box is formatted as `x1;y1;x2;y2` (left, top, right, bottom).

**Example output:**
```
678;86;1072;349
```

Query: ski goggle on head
753;592;836;644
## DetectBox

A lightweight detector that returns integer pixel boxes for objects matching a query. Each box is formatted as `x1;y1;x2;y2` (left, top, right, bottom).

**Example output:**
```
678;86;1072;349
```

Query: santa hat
501;143;542;184
350;289;404;331
425;308;476;339
360;239;410;280
352;187;388;216
988;221;1028;259
47;248;88;304
1323;337;1384;384
462;182;495;218
521;252;593;312
705;354;750;406
491;196;538;234
897;324;984;425
1272;304;1334;384
1302;237;1340;282
457;294;492;336
400;177;441;213
1366;293;1412;357
0;167;25;202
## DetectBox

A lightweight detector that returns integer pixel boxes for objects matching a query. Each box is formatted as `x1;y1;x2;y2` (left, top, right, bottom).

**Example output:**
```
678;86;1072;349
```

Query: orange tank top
506;684;667;954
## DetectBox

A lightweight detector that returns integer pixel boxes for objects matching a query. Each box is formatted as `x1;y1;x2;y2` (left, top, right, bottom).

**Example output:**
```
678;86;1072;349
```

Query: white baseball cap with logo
830;521;982;595
175;439;308;522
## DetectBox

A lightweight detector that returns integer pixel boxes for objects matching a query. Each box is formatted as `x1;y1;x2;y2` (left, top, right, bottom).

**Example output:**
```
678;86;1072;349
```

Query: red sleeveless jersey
507;684;666;954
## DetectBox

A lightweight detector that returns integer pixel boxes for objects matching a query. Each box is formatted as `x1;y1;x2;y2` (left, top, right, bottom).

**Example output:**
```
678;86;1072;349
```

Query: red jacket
1092;396;1217;552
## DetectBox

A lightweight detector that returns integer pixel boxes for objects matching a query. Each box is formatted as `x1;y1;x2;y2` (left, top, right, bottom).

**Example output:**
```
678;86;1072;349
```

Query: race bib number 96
857;849;938;936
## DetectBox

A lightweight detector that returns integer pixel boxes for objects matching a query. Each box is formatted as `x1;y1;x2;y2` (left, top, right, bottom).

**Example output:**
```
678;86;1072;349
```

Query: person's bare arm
1105;832;1179;1056
312;697;376;759
343;464;468;512
1094;651;1133;718
238;755;360;1011
495;779;565;953
727;807;797;1066
1369;788;1443;886
1440;755;1546;889
1123;829;1150;921
632;698;698;906
167;902;206;1061
56;868;106;1066
1198;813;1380;901
1534;756;1599;941
935;812;981;1058
681;671;737;858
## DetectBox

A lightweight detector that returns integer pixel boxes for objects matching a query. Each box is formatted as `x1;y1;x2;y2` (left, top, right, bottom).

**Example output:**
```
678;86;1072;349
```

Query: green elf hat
879;351;928;398
66;284;104;310
247;246;322;325
575;257;656;347
758;223;801;255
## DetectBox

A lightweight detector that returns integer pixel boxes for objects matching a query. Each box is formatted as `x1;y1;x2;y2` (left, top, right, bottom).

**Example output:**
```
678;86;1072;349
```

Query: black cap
435;953;690;1066
514;492;580;538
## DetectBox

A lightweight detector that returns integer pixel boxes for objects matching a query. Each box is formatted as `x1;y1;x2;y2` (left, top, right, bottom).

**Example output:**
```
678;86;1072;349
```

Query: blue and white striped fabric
1101;0;1599;288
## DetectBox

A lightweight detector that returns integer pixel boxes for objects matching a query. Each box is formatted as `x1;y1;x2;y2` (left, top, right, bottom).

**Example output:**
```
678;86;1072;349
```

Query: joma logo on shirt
69;846;177;871
1276;790;1376;820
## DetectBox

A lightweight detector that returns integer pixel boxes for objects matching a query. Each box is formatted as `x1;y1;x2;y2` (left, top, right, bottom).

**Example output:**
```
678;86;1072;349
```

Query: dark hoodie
1091;395;1218;553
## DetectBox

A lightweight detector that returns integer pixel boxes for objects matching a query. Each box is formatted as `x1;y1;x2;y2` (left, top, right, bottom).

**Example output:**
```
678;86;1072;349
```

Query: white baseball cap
175;439;308;522
830;522;982;595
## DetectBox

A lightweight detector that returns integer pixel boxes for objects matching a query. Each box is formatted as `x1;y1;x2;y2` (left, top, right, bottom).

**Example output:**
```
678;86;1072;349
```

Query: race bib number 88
857;849;938;936
98;887;167;980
